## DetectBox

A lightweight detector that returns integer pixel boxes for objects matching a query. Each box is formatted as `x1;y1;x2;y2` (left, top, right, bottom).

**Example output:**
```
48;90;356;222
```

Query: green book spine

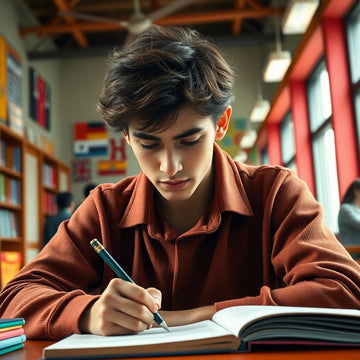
0;318;25;329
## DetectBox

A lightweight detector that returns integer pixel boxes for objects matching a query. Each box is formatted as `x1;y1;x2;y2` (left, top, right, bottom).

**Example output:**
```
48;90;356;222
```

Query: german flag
74;122;108;157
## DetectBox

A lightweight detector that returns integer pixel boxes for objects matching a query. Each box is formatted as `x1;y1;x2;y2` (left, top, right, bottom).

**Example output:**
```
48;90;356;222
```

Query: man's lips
159;179;189;190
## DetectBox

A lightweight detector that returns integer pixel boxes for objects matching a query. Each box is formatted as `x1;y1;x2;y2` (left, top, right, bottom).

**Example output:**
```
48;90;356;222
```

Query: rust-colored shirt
1;144;360;339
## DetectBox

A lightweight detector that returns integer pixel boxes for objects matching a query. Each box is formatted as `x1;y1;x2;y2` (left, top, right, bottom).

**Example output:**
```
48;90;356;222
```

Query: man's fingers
110;279;160;313
91;295;153;335
146;287;162;311
102;287;155;323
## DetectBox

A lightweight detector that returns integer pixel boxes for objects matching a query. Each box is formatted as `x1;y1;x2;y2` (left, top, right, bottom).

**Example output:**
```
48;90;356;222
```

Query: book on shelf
0;209;19;238
43;190;57;215
0;318;26;356
42;163;57;189
0;141;21;172
1;145;21;172
0;174;21;205
11;146;21;172
42;305;360;359
0;139;5;167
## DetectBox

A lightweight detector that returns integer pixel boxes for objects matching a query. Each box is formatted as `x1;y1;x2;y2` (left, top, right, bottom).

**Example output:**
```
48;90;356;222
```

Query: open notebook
43;305;360;359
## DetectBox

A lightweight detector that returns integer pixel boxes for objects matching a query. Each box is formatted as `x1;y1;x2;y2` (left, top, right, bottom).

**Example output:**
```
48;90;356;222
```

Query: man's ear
215;105;232;141
123;129;131;145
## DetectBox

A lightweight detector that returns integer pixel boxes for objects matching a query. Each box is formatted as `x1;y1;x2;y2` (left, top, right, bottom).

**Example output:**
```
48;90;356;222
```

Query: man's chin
157;189;193;202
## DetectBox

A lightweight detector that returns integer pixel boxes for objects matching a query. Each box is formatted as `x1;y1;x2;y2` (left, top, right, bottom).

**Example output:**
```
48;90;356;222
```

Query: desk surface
4;341;360;360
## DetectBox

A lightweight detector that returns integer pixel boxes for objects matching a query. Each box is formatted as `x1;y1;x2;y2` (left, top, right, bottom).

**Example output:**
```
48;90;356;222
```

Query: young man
0;25;359;340
43;191;75;247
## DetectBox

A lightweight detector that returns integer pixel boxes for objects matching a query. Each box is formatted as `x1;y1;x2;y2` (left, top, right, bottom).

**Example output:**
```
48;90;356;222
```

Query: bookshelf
0;122;70;287
0;123;24;289
24;144;70;263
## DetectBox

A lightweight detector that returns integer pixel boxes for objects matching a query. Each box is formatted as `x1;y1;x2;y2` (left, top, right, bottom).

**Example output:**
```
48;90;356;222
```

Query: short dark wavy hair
56;192;73;209
341;179;360;204
97;25;234;133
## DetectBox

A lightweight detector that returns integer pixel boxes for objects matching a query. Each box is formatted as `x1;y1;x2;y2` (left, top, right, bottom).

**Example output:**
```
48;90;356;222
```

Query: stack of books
0;318;26;356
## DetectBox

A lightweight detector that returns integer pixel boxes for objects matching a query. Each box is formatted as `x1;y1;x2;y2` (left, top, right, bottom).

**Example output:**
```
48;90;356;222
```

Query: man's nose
159;149;183;176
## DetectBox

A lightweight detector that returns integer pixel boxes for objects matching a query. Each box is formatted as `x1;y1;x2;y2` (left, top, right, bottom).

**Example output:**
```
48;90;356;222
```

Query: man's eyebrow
132;127;203;141
132;132;159;141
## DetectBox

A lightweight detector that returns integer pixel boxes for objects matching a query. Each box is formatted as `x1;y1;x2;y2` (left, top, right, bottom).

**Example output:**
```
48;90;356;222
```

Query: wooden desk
4;341;360;360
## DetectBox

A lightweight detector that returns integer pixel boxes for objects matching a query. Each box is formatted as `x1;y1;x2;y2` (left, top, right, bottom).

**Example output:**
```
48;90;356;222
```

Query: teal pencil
90;238;170;332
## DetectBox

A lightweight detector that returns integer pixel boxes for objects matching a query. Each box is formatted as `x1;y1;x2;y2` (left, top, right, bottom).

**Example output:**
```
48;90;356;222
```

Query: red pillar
322;18;360;198
290;81;316;196
266;122;282;165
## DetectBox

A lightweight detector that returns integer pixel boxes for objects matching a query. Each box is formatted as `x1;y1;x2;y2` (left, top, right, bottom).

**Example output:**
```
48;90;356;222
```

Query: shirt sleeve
215;169;360;311
0;195;104;340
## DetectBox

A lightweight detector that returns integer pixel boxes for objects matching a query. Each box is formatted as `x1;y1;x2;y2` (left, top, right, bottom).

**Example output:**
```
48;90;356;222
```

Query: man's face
125;107;220;203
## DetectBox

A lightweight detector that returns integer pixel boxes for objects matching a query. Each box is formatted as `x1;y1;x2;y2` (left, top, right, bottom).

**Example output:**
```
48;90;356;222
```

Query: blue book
0;334;26;349
0;318;25;329
0;342;24;356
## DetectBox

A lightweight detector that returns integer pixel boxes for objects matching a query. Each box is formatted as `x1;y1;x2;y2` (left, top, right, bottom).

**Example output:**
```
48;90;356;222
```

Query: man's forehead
129;107;210;136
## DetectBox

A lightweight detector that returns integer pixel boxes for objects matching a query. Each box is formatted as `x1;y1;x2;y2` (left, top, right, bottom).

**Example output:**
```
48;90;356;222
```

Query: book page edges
43;335;241;358
212;305;360;338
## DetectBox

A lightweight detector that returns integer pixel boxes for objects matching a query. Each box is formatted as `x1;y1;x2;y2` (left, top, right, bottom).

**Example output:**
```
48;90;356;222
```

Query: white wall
58;56;142;203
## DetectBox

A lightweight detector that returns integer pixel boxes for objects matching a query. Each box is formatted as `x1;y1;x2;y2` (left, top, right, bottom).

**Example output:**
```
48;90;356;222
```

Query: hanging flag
74;122;108;157
98;160;126;176
72;159;92;182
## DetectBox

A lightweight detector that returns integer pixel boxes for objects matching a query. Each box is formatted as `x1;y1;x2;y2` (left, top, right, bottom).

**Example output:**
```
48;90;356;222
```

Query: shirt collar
118;143;253;229
118;172;153;228
213;142;253;216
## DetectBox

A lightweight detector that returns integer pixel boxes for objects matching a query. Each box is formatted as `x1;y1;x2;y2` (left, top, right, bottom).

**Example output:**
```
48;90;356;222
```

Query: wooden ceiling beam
26;0;232;17
150;0;160;11
20;6;284;37
52;0;88;47
232;0;246;36
67;0;228;13
156;7;284;24
246;0;262;10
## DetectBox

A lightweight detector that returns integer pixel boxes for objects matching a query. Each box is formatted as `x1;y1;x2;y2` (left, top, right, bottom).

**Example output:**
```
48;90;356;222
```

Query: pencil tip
160;321;170;332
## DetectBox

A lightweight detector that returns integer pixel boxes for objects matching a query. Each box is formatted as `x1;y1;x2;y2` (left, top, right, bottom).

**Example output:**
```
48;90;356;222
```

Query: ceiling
20;0;286;59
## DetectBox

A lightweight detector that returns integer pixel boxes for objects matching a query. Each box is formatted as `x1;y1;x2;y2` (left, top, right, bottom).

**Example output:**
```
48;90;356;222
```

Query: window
307;60;340;233
280;111;296;170
260;146;269;164
346;1;360;154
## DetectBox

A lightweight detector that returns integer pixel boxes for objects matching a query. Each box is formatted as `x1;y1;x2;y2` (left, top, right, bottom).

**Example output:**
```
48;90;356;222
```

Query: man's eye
181;138;201;146
140;142;158;149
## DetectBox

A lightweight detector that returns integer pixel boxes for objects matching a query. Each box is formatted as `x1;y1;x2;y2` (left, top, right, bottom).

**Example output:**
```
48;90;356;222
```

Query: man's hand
79;278;162;336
